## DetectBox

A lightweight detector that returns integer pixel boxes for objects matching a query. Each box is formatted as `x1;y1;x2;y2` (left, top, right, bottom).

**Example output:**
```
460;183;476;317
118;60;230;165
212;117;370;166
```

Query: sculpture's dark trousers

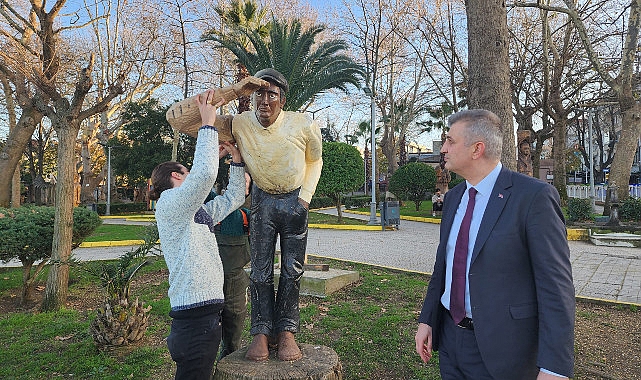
249;185;308;337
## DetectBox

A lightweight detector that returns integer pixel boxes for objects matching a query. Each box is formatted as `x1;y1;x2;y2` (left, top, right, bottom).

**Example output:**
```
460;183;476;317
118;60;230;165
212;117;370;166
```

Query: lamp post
106;145;112;216
308;105;331;120
98;143;116;216
363;86;377;225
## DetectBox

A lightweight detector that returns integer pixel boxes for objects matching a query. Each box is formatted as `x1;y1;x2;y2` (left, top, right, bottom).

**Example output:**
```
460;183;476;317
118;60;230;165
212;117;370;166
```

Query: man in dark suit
415;109;575;379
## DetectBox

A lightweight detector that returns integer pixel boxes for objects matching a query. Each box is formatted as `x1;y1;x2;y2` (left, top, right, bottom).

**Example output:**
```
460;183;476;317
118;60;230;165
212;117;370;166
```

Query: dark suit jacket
419;167;575;379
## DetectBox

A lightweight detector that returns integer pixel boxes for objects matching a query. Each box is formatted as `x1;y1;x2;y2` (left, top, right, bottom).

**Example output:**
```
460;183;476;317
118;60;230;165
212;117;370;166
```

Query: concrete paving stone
2;208;639;306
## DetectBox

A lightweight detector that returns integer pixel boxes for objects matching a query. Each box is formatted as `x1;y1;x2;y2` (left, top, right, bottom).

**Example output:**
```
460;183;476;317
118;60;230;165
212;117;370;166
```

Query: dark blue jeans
249;185;308;336
167;303;223;380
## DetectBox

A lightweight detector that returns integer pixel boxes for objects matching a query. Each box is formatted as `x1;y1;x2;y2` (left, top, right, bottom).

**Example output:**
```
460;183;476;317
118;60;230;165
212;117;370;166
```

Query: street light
106;145;112;216
363;86;378;225
307;105;331;119
98;143;117;216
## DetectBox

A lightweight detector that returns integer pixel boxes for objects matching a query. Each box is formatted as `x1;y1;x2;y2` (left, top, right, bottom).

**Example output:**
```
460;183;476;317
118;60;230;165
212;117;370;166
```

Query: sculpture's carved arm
166;76;269;139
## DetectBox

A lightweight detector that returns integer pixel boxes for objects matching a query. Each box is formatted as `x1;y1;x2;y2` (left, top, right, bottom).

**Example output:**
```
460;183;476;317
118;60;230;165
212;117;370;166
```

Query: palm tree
88;224;159;348
205;0;270;113
207;18;364;111
354;120;380;195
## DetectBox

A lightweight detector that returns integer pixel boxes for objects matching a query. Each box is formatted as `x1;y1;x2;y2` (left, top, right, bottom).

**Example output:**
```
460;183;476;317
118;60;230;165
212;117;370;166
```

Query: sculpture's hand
215;76;270;104
232;76;271;98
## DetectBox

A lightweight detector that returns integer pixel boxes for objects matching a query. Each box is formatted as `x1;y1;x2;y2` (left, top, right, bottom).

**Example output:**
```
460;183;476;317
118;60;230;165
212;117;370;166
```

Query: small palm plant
88;223;160;348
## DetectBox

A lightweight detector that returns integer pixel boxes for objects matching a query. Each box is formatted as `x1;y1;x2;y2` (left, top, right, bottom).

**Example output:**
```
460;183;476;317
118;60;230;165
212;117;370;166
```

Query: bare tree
0;6;45;207
515;0;641;201
0;73;22;207
75;0;173;205
0;0;125;311
342;0;434;175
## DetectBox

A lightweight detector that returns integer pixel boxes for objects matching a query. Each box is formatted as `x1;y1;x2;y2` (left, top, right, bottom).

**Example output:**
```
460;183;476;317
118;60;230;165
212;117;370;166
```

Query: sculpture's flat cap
254;68;289;93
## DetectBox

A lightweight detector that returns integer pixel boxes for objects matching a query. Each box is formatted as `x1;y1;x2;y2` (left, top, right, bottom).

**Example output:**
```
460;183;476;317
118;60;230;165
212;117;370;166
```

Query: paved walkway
3;211;639;305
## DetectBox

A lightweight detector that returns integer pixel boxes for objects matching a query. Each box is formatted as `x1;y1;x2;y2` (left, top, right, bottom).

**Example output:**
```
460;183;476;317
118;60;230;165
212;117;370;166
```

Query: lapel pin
498;193;504;198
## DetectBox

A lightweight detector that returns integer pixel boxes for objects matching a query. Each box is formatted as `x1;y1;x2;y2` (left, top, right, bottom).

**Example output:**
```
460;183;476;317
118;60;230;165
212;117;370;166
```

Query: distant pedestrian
431;189;443;217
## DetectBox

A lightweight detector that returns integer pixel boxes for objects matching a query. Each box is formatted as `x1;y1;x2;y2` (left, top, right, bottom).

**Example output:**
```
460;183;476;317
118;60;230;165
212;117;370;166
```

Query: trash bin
87;203;97;212
380;201;400;230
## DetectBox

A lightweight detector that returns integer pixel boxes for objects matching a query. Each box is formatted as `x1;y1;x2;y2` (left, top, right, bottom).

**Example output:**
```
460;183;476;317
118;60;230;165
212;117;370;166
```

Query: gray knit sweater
155;127;246;310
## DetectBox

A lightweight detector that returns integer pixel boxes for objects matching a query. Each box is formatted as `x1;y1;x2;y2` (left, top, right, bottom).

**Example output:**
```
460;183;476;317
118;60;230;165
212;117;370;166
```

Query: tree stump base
213;343;342;380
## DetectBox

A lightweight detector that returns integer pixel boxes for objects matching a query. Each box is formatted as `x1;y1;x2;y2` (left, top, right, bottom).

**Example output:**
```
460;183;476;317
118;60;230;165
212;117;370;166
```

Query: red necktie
450;187;477;324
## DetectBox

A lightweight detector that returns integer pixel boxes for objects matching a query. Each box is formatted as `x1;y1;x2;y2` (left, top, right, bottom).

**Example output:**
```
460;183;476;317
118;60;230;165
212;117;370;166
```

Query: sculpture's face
253;83;285;127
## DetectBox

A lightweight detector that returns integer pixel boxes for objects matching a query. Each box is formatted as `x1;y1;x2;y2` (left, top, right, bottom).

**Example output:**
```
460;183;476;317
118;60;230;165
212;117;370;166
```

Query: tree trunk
0;109;42;207
213;343;342;380
552;117;568;205
465;0;516;170
611;100;641;200
42;121;78;311
11;166;21;207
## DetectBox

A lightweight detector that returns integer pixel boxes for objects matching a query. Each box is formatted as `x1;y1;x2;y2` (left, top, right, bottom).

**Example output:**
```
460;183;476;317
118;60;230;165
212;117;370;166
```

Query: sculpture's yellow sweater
218;111;323;203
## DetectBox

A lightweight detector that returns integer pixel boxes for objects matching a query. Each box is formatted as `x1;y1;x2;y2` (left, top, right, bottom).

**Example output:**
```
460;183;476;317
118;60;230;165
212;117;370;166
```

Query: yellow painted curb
79;239;145;248
567;229;589;241
100;215;156;222
576;296;641;308
309;223;385;231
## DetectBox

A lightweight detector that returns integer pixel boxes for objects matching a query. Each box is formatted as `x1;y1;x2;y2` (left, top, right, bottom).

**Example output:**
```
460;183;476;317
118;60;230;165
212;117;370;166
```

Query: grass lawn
83;212;368;243
1;258;638;379
83;224;149;242
0;257;440;380
355;200;437;219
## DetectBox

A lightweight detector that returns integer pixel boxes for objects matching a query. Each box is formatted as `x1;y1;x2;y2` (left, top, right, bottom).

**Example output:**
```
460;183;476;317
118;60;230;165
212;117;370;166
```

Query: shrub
619;197;641;222
344;195;372;209
310;196;334;209
96;202;148;215
389;163;436;211
567;198;592;223
449;175;465;189
0;206;101;303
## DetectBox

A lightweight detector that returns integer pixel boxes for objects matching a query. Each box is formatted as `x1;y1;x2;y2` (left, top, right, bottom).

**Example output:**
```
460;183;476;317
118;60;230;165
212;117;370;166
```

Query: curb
342;210;590;241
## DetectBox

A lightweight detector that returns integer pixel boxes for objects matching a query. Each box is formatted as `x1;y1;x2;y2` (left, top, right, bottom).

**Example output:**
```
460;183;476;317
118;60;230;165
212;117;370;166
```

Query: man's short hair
448;109;502;160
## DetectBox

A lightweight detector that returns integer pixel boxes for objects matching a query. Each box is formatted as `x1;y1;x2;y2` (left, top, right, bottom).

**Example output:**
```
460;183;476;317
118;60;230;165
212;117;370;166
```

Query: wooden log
165;76;269;139
213;343;342;380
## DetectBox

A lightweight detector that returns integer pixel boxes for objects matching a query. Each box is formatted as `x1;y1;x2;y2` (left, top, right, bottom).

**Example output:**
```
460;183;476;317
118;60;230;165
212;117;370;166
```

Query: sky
1;0;442;151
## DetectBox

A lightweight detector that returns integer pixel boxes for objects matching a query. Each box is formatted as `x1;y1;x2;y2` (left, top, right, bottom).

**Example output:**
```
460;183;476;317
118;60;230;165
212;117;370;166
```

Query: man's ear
280;95;286;108
472;141;485;159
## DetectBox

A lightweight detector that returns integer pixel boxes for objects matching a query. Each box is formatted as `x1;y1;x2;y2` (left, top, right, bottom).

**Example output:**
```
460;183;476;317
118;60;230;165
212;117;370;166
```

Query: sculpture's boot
245;334;269;361
277;331;302;361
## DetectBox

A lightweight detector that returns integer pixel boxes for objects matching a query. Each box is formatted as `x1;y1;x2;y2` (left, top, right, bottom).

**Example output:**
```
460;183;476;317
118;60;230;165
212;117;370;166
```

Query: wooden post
213;343;342;380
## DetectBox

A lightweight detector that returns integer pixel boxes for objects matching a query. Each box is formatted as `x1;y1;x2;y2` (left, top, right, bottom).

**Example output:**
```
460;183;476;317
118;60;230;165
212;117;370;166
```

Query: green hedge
619;197;641;222
567;198;592;222
310;196;334;209
344;196;372;209
0;206;102;264
95;202;148;215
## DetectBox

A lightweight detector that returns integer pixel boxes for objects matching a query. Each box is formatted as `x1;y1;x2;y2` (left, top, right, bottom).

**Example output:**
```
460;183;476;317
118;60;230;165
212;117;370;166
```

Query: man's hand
220;141;242;163
196;90;225;127
415;323;433;363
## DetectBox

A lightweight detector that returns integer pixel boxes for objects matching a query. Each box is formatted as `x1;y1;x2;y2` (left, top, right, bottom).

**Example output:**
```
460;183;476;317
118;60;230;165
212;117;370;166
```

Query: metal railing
566;185;641;201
